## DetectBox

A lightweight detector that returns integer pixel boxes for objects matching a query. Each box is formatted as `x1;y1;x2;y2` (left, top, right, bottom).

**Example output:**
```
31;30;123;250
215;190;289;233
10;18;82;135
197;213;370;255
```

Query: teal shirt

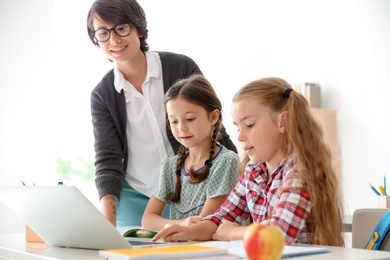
153;146;240;219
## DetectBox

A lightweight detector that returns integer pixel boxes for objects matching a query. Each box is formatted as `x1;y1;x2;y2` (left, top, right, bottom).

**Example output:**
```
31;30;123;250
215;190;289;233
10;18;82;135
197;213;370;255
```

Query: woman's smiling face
92;15;142;65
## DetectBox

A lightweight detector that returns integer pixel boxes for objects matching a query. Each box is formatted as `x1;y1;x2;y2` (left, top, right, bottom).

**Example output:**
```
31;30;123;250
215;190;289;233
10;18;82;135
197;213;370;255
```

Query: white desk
0;233;103;260
1;233;390;260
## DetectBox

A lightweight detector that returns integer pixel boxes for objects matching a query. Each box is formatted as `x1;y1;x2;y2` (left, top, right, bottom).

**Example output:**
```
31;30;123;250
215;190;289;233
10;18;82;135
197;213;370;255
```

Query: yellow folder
99;244;229;260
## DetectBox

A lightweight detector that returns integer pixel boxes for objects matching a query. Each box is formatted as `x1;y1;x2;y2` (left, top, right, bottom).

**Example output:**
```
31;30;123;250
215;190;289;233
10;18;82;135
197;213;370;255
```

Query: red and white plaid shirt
204;160;315;244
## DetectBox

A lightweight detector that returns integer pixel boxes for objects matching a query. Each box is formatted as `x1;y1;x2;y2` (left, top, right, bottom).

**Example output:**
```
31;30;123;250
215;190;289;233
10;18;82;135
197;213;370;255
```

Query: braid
188;117;222;184
212;117;222;145
166;145;187;203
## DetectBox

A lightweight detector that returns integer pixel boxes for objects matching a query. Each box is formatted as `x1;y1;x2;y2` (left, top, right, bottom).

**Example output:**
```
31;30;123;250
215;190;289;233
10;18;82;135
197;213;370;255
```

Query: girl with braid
153;77;344;246
142;74;240;231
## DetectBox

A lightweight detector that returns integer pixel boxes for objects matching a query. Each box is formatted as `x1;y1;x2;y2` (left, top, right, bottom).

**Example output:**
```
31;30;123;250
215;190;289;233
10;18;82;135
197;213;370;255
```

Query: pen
379;185;385;196
384;175;387;195
369;183;381;195
21;181;35;186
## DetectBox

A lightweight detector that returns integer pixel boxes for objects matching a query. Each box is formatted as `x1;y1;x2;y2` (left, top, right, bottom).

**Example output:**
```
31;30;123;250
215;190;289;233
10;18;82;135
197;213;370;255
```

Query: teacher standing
86;0;237;227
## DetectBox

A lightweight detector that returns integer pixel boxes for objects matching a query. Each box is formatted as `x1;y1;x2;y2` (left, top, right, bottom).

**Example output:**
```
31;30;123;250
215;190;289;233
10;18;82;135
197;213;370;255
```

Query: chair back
352;208;390;250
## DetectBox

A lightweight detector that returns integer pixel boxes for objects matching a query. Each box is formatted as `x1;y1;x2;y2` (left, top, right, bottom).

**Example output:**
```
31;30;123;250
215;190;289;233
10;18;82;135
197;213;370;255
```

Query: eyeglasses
93;23;132;42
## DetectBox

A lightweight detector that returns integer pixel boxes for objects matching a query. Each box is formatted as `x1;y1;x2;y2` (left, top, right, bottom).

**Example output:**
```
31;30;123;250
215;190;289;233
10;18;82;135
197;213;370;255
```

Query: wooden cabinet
311;108;340;176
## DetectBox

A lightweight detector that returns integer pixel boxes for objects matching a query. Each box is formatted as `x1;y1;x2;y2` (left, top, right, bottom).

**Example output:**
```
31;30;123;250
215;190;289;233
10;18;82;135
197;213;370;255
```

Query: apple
243;223;285;260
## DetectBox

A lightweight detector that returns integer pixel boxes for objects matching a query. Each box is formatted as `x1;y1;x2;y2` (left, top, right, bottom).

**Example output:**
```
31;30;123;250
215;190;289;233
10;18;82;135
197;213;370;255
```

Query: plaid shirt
204;160;314;244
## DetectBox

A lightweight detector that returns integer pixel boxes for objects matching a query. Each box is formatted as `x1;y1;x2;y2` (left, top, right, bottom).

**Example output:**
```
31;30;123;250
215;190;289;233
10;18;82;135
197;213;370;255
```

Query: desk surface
1;233;390;260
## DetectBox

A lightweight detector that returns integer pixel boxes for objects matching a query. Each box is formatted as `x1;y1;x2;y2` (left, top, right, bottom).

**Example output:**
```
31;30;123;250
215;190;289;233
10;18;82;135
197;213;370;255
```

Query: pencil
379;185;385;196
369;183;381;195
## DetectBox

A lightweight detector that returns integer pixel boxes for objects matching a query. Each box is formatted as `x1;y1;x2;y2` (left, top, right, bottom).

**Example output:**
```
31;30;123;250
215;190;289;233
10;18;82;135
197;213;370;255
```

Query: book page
198;240;329;258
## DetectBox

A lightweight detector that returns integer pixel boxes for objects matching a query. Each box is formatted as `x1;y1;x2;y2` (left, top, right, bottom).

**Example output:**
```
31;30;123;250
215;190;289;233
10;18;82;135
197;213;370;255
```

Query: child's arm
262;172;312;244
212;221;248;241
141;195;170;230
199;194;228;217
153;219;218;242
142;195;202;230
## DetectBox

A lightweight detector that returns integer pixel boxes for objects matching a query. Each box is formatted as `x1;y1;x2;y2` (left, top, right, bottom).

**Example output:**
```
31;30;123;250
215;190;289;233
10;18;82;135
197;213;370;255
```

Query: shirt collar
248;159;289;183
113;51;160;93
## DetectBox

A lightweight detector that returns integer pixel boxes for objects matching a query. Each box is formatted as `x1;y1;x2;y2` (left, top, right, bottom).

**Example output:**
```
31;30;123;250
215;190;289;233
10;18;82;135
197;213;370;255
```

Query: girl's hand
152;224;189;242
212;221;246;241
179;216;202;226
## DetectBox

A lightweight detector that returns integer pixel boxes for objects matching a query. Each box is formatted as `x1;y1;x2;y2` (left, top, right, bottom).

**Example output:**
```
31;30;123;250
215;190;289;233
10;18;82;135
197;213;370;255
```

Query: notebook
99;244;230;260
0;186;178;250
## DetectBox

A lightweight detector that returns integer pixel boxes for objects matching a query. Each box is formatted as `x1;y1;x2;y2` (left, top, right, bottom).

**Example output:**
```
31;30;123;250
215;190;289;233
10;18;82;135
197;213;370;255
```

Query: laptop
0;186;171;250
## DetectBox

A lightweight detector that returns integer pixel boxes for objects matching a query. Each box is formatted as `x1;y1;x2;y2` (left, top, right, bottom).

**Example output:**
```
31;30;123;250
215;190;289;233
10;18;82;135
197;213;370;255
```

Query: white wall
138;0;390;217
1;0;390;233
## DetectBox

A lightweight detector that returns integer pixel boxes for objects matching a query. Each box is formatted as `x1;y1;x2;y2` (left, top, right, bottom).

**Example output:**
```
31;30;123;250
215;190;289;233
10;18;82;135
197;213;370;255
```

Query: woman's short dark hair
87;0;149;52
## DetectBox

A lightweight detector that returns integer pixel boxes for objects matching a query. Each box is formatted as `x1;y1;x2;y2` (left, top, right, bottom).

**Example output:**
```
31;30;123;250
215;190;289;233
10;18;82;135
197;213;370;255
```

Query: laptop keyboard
128;240;166;246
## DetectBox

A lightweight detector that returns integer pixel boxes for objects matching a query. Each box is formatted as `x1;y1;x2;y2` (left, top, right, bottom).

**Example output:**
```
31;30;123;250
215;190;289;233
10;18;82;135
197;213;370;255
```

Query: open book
116;226;201;248
199;240;329;258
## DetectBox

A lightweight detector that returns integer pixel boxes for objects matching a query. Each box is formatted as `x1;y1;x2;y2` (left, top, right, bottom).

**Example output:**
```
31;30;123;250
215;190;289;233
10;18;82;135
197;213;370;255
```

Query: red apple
243;223;285;260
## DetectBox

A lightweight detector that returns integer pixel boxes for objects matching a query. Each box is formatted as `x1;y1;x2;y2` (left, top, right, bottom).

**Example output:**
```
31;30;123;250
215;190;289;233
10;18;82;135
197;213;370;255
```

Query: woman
86;0;236;227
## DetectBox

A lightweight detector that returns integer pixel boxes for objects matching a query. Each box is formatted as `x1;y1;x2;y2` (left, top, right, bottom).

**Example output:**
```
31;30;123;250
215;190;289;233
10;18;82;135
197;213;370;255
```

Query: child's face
92;16;142;66
166;98;218;149
232;98;286;167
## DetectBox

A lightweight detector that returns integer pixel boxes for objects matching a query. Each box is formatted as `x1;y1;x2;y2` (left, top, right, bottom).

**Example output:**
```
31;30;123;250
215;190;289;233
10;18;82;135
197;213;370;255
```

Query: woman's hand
212;221;247;241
